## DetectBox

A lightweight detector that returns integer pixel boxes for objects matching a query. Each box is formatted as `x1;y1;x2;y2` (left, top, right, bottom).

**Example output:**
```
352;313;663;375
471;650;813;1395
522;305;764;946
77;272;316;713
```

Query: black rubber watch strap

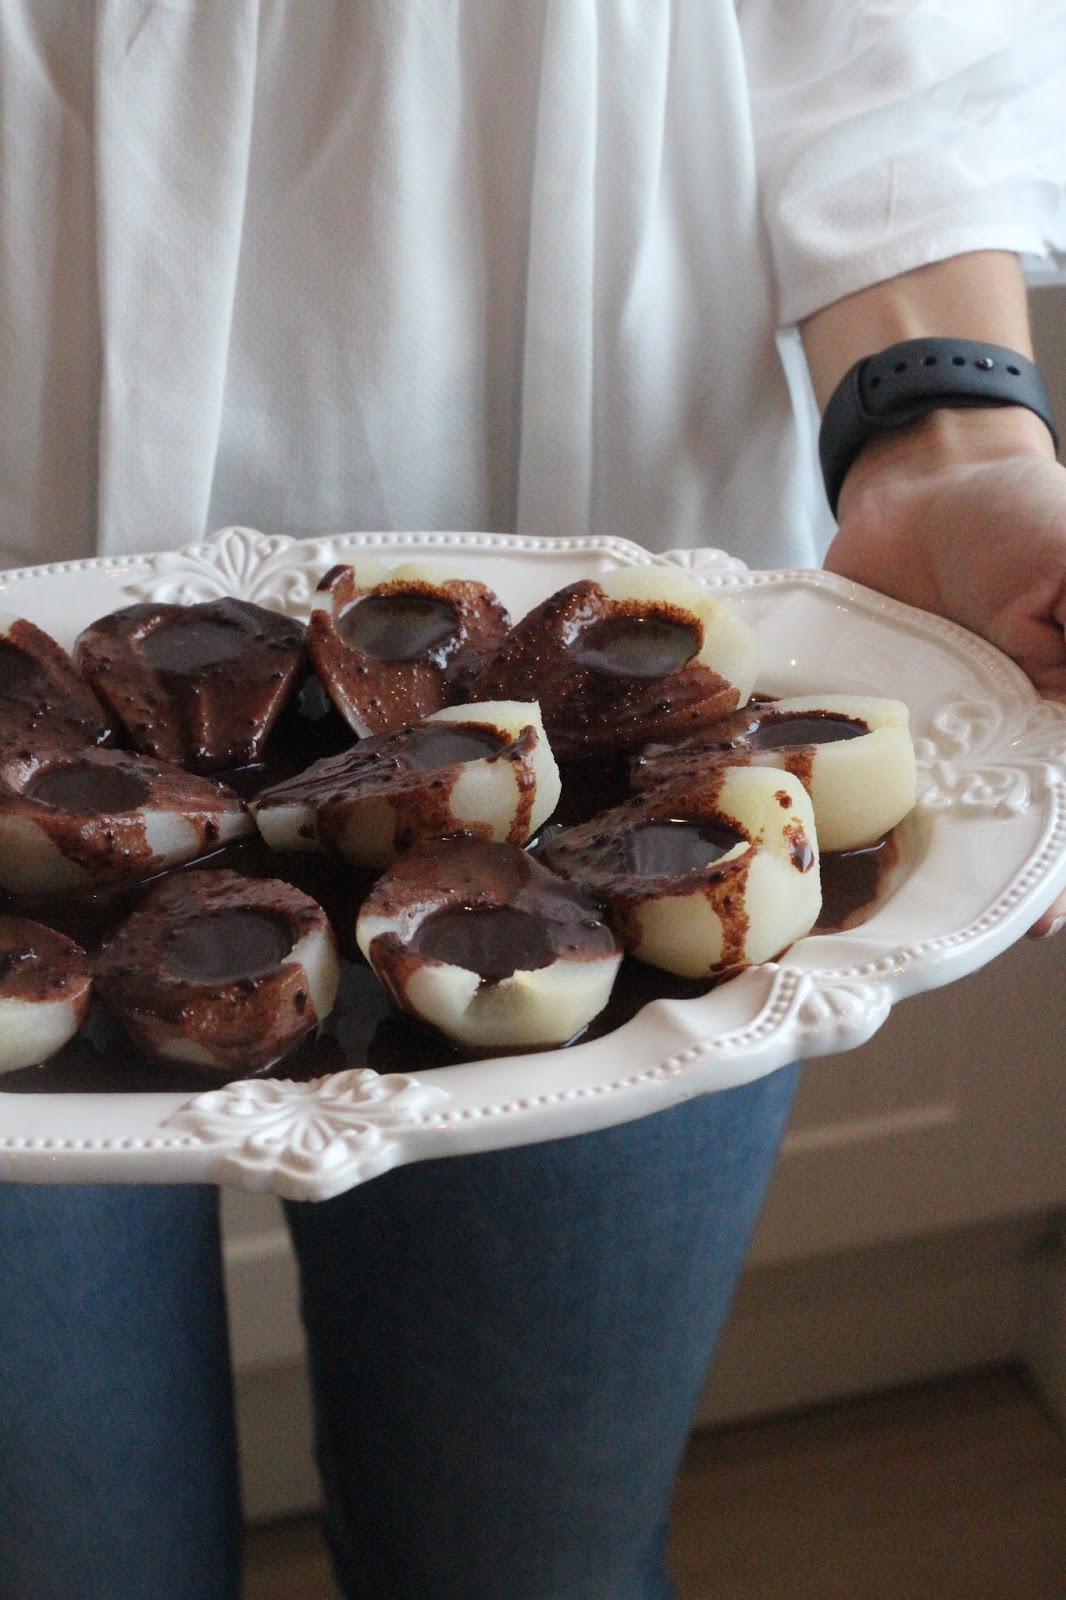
819;338;1059;516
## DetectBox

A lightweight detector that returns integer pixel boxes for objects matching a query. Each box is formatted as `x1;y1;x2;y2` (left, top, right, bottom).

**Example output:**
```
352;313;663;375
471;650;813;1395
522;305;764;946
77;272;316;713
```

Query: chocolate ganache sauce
74;598;307;774
414;905;559;978
570;615;702;680
25;761;151;814
337;592;461;663
252;716;541;859
0;593;899;1093
0;618;115;752
162;908;295;983
633;705;869;797
621;818;746;877
361;837;619;1016
469;580;742;762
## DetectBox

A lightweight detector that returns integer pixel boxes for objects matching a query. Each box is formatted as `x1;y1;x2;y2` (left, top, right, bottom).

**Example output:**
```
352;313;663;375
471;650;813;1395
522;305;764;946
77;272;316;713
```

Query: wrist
819;336;1058;517
837;403;1058;518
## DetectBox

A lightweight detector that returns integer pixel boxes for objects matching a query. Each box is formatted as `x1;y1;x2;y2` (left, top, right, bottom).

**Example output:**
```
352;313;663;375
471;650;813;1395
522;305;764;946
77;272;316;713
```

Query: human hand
824;406;1066;937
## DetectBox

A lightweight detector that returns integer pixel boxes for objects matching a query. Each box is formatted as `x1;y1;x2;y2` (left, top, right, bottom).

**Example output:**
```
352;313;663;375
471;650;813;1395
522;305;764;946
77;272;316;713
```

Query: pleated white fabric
1;1;1064;576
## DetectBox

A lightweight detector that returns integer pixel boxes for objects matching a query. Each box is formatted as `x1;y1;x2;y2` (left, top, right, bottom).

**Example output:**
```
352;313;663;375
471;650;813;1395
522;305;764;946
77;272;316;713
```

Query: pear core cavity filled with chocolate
95;869;340;1074
309;558;511;737
337;592;460;662
357;837;622;1049
163;909;295;983
0;915;94;1073
469;567;759;762
622;818;748;877
74;598;307;773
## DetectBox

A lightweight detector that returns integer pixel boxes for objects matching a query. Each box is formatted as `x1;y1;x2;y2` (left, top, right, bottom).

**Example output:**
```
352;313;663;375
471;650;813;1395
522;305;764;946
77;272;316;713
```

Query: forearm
798;252;1057;511
801;251;1066;939
799;250;1037;407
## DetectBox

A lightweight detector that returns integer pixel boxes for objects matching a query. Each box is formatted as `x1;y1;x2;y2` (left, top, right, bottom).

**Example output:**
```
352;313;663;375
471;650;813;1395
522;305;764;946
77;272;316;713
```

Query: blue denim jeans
0;1182;242;1600
0;1064;800;1600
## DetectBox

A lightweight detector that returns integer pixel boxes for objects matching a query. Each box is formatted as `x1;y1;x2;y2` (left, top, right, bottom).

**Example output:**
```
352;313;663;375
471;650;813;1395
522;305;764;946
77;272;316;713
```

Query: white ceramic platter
1;527;1064;1200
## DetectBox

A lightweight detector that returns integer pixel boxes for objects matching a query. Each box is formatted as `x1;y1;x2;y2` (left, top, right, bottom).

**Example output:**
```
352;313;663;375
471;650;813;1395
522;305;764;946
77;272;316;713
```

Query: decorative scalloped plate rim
1;528;1064;1201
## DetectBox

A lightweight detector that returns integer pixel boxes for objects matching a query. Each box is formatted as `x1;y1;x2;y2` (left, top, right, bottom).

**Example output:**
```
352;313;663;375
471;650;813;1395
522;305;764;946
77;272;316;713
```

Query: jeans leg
0;1183;241;1600
286;1063;801;1600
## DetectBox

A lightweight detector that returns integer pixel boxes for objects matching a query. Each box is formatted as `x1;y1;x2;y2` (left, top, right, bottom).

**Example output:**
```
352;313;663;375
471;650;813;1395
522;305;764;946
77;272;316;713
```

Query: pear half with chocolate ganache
540;764;821;980
356;837;622;1051
251;701;561;869
468;567;759;763
0;916;94;1074
309;557;511;737
94;869;340;1074
633;693;917;852
74;598;307;774
0;611;115;753
0;746;253;896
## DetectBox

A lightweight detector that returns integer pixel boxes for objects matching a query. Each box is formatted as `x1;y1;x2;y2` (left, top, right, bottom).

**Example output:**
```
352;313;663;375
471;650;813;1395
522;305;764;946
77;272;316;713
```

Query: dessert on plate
251;700;561;867
356;836;623;1050
0;915;94;1073
74;597;307;773
469;566;760;762
94;869;341;1074
540;764;821;979
0;744;253;895
633;692;918;852
0;550;918;1082
309;557;511;736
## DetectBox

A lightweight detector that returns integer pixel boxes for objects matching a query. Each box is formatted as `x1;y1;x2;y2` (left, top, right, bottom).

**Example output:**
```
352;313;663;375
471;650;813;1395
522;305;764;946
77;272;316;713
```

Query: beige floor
243;1365;1066;1600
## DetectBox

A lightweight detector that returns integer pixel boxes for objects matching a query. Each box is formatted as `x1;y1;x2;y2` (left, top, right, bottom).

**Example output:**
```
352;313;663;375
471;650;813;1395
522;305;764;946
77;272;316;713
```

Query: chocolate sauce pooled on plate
470;580;740;762
0;617;114;752
817;834;899;932
309;565;511;736
0;812;898;1093
74;598;307;773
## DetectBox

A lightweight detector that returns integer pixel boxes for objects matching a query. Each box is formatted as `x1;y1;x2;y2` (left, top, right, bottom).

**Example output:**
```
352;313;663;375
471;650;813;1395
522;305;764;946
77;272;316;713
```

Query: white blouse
2;1;1064;577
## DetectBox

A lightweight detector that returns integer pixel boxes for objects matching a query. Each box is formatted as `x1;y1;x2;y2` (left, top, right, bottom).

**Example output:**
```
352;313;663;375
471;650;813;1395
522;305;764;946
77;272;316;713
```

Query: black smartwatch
818;337;1059;516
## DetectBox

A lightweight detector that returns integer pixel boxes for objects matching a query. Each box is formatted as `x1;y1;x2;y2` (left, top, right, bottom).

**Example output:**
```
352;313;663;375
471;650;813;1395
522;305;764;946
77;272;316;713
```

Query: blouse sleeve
739;0;1066;325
